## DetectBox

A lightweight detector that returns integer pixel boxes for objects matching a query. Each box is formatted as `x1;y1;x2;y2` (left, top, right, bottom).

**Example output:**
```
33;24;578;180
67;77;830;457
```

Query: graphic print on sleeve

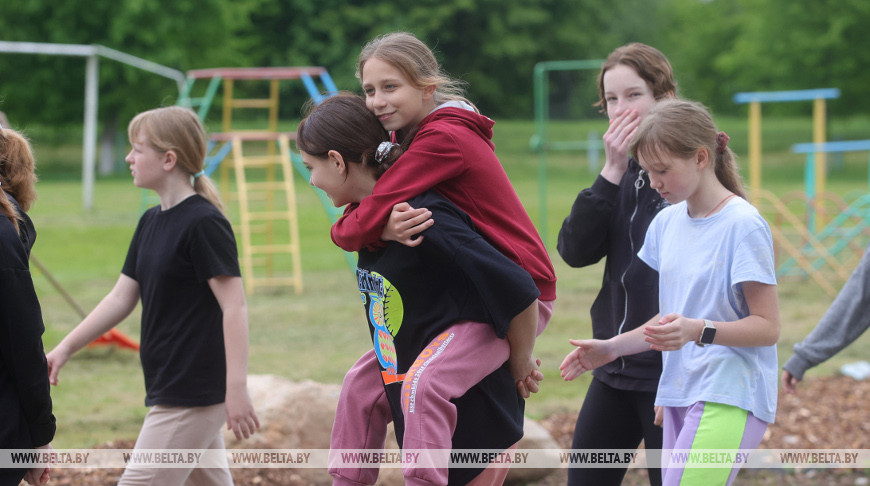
357;268;405;385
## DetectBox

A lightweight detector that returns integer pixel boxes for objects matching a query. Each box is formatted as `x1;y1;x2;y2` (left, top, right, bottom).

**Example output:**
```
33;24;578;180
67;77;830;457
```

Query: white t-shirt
638;197;778;423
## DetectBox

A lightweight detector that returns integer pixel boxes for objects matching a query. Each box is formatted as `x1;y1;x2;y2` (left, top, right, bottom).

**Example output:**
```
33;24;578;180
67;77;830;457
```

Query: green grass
25;116;870;448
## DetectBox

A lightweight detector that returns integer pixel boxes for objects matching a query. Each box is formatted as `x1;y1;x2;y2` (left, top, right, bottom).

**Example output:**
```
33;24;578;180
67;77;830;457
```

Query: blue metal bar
792;140;870;154
319;71;338;95
204;140;233;177
734;88;840;104
300;73;324;104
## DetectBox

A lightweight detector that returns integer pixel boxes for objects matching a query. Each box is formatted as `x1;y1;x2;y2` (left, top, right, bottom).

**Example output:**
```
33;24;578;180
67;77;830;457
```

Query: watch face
701;326;716;344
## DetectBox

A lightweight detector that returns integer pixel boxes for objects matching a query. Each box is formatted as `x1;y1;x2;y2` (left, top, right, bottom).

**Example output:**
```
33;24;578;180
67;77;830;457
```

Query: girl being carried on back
300;93;539;486
327;32;556;486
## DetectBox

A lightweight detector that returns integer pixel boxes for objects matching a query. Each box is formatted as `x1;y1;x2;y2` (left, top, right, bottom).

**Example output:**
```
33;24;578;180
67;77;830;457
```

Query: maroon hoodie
330;106;556;300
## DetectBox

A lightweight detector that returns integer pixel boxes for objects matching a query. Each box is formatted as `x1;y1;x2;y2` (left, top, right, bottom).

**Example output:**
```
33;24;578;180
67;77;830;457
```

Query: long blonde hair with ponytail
630;99;747;199
127;106;225;213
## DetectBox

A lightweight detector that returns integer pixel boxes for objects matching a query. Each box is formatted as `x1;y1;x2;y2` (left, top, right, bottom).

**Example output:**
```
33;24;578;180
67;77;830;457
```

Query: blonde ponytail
714;146;747;200
129;106;226;213
193;174;224;213
631;99;747;199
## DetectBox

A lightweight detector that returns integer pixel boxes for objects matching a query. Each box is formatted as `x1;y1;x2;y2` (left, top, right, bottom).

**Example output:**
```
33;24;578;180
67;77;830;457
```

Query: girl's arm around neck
208;275;260;440
46;274;140;386
330;127;465;251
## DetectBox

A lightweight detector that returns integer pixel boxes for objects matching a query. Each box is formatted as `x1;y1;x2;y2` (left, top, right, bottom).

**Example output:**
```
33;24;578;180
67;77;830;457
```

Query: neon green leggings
661;401;768;485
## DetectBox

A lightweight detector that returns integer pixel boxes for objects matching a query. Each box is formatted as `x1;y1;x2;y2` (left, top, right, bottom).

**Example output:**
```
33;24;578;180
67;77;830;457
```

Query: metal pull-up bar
0;41;186;210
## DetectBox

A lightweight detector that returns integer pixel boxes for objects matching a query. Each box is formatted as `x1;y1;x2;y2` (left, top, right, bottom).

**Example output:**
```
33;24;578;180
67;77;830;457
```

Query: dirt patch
537;375;870;485
42;376;870;485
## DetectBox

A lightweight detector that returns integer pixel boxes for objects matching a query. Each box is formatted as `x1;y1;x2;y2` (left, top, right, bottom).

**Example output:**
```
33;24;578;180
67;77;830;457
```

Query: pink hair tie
716;131;730;153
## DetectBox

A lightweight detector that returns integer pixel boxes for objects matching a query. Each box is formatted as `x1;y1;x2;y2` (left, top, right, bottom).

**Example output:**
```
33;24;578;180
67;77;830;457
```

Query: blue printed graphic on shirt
357;269;405;384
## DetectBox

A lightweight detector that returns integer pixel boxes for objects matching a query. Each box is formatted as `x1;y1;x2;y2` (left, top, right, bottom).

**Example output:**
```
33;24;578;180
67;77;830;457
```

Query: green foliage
659;0;870;116
0;0;246;125
1;0;666;123
2;0;870;123
656;0;744;111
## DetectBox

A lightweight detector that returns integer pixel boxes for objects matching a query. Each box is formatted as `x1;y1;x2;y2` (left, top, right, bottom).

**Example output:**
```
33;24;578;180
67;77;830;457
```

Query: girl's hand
559;339;617;381
781;370;800;395
23;443;52;485
654;406;663;427
225;385;260;441
600;109;642;184
380;202;434;247
511;356;543;398
643;314;703;351
45;345;71;386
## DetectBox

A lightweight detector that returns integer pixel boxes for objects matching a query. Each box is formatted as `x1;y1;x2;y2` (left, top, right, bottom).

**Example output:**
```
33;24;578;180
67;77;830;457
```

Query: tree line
1;0;867;128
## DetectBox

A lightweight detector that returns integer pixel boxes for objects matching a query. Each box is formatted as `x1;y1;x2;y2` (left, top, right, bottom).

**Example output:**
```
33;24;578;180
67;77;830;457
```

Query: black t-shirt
356;191;539;484
122;195;240;407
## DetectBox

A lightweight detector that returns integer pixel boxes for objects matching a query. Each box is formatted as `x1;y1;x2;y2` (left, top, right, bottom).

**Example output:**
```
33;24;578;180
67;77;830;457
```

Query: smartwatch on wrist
696;319;716;347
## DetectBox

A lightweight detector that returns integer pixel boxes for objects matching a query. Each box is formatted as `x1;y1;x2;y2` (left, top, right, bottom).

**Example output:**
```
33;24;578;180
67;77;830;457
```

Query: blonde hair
358;32;477;112
595;43;677;116
0;127;38;234
127;106;224;212
630;99;747;199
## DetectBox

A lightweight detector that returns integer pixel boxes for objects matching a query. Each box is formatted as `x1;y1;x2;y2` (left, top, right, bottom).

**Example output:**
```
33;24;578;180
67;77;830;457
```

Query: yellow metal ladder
230;132;303;295
177;67;336;294
218;75;281;200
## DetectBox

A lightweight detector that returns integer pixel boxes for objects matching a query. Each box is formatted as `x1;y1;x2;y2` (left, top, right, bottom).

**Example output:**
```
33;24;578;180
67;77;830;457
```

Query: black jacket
557;159;667;392
0;195;55;450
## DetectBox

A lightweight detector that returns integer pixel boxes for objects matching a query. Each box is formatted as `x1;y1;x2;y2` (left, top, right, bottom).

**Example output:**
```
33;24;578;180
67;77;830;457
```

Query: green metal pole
530;60;604;248
533;62;549;247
